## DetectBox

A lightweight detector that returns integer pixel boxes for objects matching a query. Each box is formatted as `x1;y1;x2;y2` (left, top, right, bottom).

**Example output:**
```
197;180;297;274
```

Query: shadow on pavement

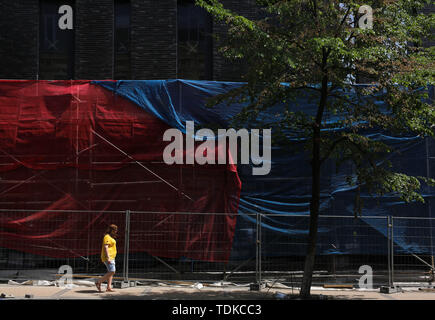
78;289;374;300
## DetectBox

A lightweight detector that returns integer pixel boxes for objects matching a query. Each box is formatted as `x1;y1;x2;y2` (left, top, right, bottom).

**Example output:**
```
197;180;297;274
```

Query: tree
197;0;435;297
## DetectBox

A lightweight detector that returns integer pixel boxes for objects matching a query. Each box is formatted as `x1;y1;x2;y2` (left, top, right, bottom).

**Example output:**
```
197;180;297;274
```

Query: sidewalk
2;282;435;300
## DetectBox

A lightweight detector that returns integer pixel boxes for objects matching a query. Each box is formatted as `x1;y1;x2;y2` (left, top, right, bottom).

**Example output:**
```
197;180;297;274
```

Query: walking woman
95;224;118;292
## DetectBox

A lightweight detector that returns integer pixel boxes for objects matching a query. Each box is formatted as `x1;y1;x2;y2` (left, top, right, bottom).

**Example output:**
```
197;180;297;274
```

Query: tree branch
335;6;352;38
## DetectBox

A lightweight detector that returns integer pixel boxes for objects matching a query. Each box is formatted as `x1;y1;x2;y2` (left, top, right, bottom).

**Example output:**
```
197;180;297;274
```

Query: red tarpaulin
0;80;241;262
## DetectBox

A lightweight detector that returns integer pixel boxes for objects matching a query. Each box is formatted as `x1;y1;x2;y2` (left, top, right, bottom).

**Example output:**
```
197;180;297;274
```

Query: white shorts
104;260;116;272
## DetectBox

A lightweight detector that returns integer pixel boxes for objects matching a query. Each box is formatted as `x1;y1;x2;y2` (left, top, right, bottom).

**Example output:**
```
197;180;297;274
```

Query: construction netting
0;80;241;262
0;79;434;264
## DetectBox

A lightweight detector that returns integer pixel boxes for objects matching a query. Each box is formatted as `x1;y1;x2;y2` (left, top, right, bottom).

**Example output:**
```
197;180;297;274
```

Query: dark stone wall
0;0;39;79
0;1;431;81
75;0;114;79
131;0;177;80
0;0;249;81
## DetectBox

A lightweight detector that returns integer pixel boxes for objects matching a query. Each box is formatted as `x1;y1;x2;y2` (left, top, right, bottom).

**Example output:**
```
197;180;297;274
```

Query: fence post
255;212;259;284
387;216;392;287
259;213;262;285
123;210;131;282
255;212;262;285
391;216;395;287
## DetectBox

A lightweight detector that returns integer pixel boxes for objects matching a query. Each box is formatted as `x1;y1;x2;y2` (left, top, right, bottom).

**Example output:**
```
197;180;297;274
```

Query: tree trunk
299;65;328;298
299;125;321;298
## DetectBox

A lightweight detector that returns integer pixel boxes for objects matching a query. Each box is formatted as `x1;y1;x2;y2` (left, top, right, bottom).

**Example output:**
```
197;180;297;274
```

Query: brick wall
75;0;114;79
0;1;431;81
131;0;177;80
0;0;38;79
0;0;265;81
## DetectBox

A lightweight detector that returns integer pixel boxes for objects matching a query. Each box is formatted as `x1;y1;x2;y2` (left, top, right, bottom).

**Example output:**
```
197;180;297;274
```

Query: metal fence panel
259;215;390;288
0;209;128;280
3;209;435;289
392;217;435;286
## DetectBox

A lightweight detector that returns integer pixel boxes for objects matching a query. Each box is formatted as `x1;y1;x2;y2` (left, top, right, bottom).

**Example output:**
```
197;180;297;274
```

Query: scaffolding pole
123;210;131;282
91;129;194;202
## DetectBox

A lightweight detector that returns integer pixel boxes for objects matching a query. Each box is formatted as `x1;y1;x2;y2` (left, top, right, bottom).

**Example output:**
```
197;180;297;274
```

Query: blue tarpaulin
95;80;435;258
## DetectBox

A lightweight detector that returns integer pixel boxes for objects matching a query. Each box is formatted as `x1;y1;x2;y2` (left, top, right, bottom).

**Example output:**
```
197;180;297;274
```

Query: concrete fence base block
249;283;265;291
113;281;131;289
380;286;400;294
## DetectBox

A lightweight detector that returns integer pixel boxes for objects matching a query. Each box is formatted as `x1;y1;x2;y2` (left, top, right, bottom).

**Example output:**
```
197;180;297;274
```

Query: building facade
0;1;432;81
0;0;258;81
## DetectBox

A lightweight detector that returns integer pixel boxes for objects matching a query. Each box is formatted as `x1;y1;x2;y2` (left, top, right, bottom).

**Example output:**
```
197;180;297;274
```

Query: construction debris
192;283;204;290
274;292;288;299
7;279;95;288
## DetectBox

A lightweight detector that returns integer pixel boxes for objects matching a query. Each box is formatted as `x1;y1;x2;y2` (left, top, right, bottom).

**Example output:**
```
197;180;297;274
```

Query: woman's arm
104;244;111;262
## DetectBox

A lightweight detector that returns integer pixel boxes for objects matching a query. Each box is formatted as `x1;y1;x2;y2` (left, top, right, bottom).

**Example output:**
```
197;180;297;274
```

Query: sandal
95;281;102;292
106;288;115;292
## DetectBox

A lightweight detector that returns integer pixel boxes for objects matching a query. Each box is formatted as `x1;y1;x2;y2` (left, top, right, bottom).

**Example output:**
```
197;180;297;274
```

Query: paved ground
1;282;435;300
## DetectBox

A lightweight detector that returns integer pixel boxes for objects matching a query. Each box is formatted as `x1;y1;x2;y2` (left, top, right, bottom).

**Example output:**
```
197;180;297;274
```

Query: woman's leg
96;271;113;291
96;273;106;291
97;272;110;284
106;272;115;291
96;261;116;291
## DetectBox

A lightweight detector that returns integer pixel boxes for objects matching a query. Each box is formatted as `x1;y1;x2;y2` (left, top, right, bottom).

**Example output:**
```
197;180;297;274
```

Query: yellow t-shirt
101;234;117;262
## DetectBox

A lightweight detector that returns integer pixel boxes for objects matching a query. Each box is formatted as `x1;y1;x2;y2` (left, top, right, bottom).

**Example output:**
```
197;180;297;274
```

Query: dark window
39;0;75;80
177;0;213;80
114;0;131;79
